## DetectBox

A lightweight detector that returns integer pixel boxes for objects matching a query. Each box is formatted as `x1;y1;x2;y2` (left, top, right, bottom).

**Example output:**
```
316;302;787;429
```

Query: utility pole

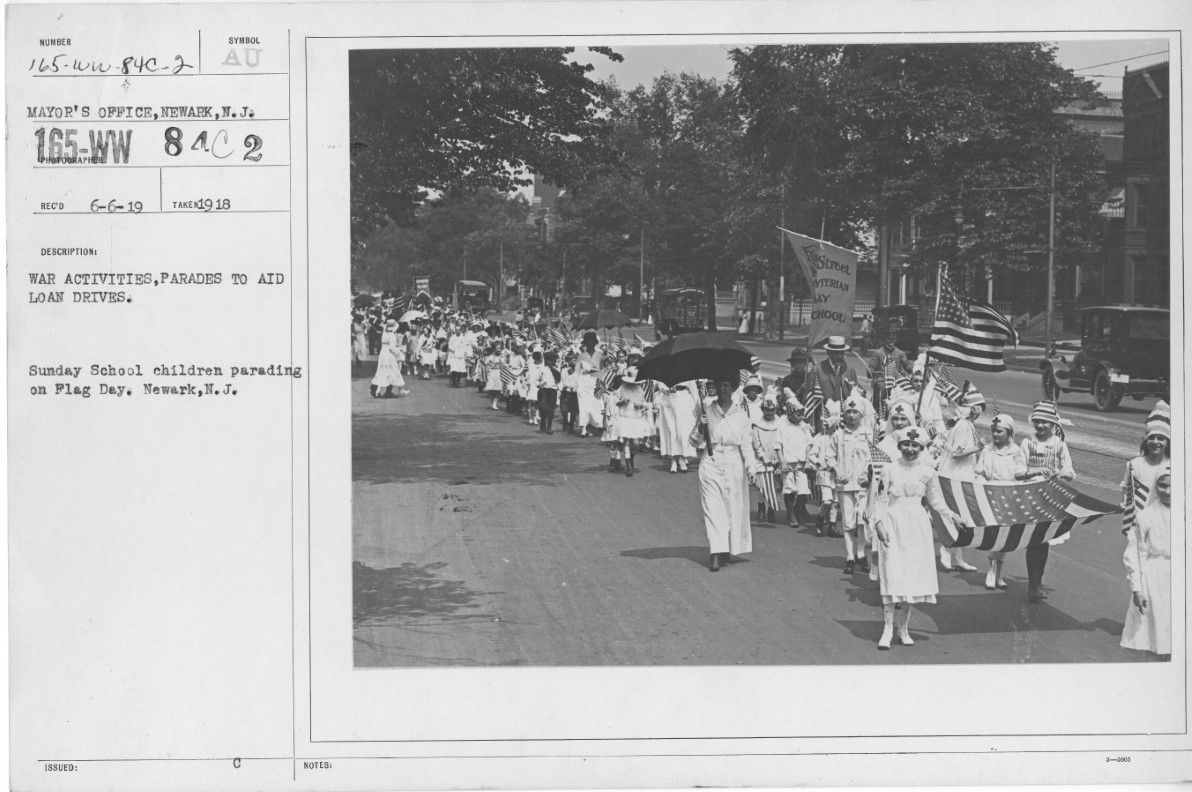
1046;151;1056;353
877;222;889;308
498;238;504;312
778;183;786;341
639;227;645;321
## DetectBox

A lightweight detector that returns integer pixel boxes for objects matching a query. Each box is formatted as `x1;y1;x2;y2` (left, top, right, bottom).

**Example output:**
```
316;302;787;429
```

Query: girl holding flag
749;397;784;522
1121;401;1171;537
1017;401;1075;603
974;413;1027;590
1121;465;1172;659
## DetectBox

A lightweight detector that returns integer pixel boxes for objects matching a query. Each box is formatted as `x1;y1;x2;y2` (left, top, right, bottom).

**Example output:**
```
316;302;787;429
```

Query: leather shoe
843;559;856;574
709;554;721;572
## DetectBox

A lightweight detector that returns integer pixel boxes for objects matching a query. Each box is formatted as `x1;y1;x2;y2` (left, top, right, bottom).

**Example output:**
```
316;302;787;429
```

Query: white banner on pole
779;227;859;348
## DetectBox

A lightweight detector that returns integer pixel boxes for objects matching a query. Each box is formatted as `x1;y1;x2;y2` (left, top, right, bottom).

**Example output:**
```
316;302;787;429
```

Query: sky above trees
574;38;1169;96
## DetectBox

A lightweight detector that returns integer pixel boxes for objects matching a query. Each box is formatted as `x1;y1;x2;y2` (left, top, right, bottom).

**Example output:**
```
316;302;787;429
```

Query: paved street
352;362;1158;668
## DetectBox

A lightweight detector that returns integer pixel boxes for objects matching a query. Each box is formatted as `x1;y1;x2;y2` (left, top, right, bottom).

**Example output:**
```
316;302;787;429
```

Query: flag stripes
930;476;1120;551
499;362;515;396
594;369;616;398
933;364;963;403
1121;468;1148;535
755;470;781;512
928;274;1018;372
803;374;823;424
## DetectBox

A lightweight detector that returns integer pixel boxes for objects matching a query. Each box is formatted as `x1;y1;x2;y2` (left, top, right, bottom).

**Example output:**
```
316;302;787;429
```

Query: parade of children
355;301;1169;654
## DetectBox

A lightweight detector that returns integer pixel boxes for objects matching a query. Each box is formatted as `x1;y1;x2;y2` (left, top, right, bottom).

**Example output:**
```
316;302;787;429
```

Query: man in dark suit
805;335;858;403
867;321;913;404
778;347;810;407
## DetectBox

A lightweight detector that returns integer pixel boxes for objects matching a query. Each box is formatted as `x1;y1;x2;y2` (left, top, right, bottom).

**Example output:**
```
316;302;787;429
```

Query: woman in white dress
691;375;753;572
369;319;410;398
1121;466;1171;659
575;332;605;437
351;313;367;374
871;426;968;649
657;381;697;473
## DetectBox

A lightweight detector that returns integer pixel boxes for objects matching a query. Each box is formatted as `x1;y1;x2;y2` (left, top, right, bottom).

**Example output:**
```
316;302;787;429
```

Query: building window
1131;183;1149;229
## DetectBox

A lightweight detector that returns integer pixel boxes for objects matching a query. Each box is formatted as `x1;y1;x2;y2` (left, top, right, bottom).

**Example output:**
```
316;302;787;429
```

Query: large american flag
930;476;1120;552
928;273;1018;372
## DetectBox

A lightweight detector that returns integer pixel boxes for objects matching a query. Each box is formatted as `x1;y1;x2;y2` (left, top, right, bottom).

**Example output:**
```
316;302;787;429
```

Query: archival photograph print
349;40;1173;667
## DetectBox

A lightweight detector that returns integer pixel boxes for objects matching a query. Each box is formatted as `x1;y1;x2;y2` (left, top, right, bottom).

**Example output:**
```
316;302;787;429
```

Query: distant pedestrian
558;353;580;434
352;313;367;373
536;351;561;435
370;319;410;398
657;382;697;473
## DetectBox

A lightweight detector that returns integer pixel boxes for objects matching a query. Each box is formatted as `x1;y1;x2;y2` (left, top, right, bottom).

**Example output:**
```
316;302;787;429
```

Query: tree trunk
591;259;603;309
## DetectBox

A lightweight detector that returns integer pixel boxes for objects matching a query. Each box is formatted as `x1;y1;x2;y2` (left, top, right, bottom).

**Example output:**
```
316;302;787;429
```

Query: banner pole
917;264;944;418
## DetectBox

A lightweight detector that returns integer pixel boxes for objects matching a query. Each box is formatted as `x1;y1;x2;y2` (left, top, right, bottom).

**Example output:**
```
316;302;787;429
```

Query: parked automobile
1039;306;1169;412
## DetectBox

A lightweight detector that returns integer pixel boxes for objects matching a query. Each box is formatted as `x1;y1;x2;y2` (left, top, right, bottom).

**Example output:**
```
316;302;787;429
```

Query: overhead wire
1071;49;1169;72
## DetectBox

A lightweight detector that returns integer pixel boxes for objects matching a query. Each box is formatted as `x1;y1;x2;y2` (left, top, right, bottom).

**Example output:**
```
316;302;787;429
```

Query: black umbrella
635;332;753;459
574;308;633;331
635;332;753;386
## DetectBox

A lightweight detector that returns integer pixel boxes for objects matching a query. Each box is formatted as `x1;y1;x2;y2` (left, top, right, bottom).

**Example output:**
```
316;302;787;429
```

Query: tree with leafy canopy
557;72;780;329
732;43;1109;295
354;189;535;301
349;47;621;244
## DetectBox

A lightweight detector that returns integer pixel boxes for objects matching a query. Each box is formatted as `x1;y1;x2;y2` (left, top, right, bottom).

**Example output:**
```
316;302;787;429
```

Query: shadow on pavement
620;545;710;567
353;560;500;626
837;586;1109;638
353;411;602;486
